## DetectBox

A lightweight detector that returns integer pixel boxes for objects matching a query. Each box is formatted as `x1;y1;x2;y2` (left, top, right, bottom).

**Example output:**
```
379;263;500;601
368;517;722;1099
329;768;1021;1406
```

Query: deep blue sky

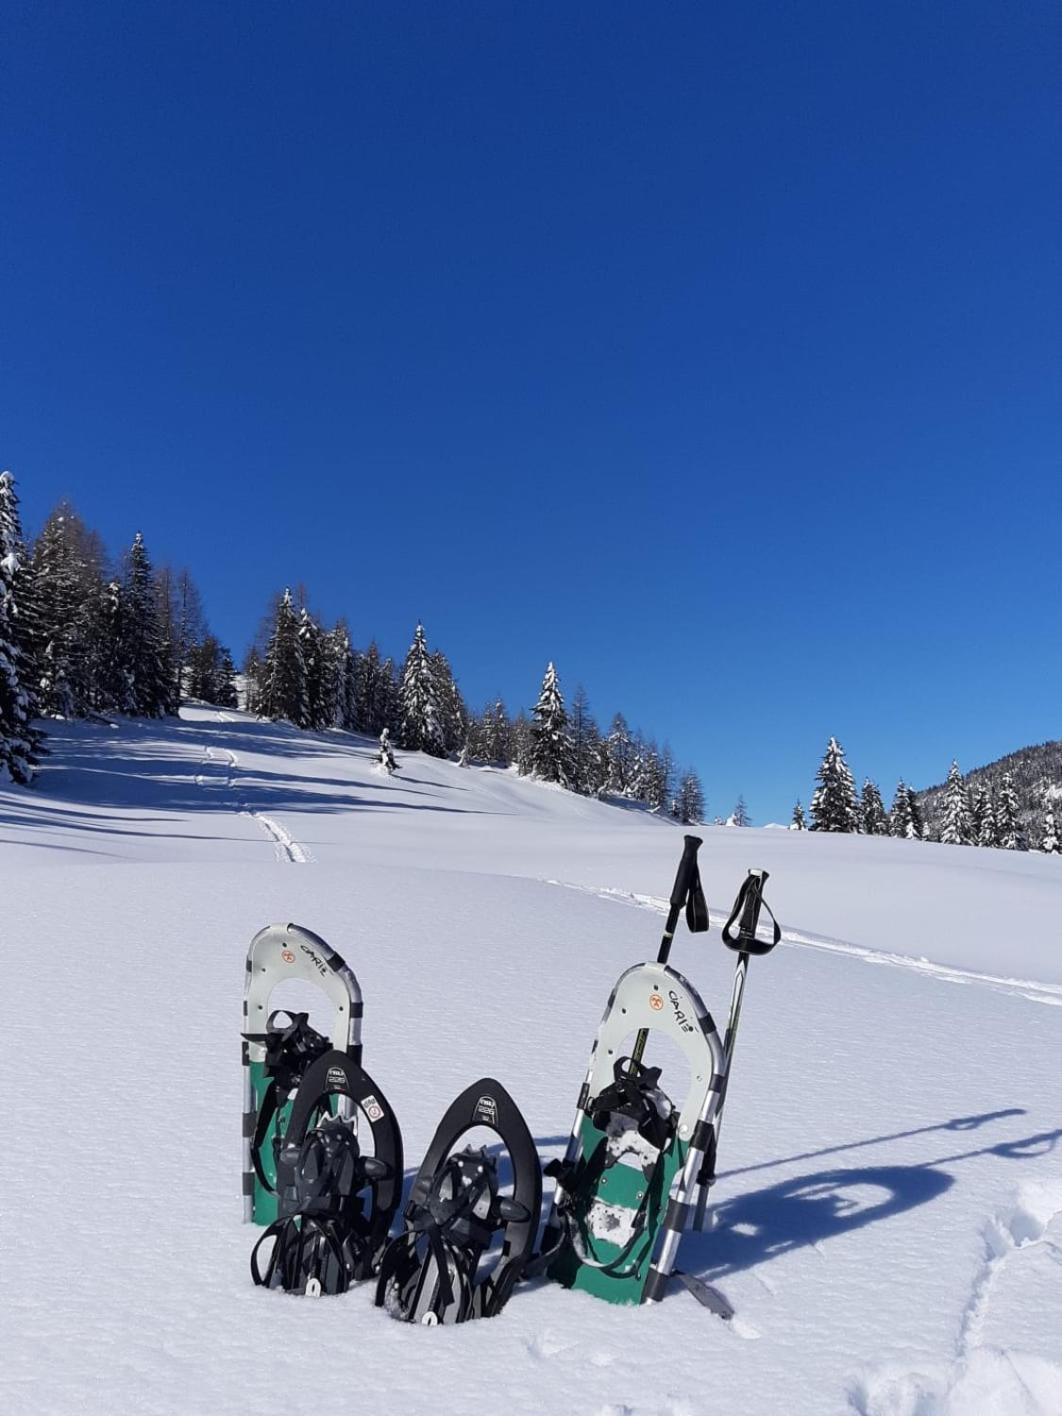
3;2;1061;822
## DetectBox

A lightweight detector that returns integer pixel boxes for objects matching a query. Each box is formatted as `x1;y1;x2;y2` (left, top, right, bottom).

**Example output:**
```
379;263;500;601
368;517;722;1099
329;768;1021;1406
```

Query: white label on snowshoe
475;1095;499;1125
363;1094;384;1122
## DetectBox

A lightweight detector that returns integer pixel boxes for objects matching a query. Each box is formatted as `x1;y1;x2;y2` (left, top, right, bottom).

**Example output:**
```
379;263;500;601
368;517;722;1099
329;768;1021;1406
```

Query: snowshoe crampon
251;1049;403;1295
542;961;727;1305
242;923;364;1225
375;1079;542;1325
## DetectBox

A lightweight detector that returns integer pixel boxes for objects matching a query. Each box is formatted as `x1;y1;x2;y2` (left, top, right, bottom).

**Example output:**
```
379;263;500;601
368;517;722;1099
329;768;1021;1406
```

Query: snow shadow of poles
682;1124;1062;1284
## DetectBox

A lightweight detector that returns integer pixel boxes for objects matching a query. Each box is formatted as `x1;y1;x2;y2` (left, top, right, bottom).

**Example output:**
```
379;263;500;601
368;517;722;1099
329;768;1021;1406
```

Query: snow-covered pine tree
860;779;888;835
606;713;634;796
0;471;44;782
94;580;133;712
353;641;391;736
327;625;358;731
429;650;467;755
968;785;987;845
810;737;859;832
646;743;673;814
398;623;445;756
260;590;307;726
508;710;531;775
940;760;972;845
791;800;807;830
978;793;998;848
569;685;599;796
996;772;1027;850
905;786;925;841
156;566;205;705
1040;799;1060;854
889;780;913;838
676;769;705;824
732;795;751;827
187;635;238;707
528;662;574;786
30;501;107;716
243;647;263;714
119;533;174;716
484;698;512;766
297;608;327;730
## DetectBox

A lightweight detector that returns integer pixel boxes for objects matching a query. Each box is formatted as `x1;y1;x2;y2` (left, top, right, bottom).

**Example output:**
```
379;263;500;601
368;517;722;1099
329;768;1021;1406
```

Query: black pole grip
722;869;780;956
670;834;703;909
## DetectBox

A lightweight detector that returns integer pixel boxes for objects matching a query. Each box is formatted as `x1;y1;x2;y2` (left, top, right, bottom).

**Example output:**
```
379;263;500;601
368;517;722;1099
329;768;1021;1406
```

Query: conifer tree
30;501;106;716
429;650;467;755
353;641;396;737
791;800;807;830
940;760;972;845
569;685;599;796
187;635;238;707
996;772;1027;850
1040;800;1060;855
860;780;888;835
510;710;532;775
528;662;574;786
606;713;634;796
327;625;358;730
676;769;705;824
398;623;445;756
978;793;999;848
889;780;913;838
968;785;988;845
120;533;174;716
297;608;327;729
905;786;924;840
260;589;307;726
243;647;263;714
810;737;859;832
0;471;43;782
732;795;751;827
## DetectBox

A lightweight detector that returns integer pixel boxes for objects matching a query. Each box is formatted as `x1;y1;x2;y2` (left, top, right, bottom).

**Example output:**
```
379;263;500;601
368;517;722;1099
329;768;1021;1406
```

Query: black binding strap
245;1011;332;1193
375;1078;542;1325
250;1049;403;1294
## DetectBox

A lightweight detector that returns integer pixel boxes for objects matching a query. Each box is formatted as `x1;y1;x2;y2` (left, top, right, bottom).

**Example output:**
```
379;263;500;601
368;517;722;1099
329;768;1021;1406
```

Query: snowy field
2;706;1061;1416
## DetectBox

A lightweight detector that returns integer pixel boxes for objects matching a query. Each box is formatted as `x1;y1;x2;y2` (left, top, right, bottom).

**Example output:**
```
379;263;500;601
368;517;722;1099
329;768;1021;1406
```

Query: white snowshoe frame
546;959;728;1302
242;923;363;1222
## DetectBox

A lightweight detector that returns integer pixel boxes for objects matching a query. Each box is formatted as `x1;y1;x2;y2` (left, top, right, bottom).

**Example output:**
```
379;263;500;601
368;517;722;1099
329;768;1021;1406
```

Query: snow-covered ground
2;706;1061;1416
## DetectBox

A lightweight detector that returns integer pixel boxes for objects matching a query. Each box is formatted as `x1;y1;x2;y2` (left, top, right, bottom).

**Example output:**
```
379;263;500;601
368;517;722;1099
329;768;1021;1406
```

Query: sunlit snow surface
2;706;1061;1415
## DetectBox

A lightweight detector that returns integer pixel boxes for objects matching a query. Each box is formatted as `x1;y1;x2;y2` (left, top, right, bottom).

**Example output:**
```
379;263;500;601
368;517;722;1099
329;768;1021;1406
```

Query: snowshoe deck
242;923;363;1225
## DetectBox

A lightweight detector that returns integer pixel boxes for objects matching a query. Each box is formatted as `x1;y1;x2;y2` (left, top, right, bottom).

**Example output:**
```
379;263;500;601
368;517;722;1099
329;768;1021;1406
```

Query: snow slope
2;707;1061;1416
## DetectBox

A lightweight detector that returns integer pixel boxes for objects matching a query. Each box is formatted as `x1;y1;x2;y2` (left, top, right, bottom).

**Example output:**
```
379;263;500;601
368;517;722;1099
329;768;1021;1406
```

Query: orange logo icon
649;993;663;1010
281;950;295;963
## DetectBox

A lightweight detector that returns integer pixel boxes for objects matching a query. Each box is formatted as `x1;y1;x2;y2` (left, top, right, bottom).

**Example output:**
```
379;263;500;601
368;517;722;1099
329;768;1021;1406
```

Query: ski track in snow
545;883;1062;1008
195;715;312;864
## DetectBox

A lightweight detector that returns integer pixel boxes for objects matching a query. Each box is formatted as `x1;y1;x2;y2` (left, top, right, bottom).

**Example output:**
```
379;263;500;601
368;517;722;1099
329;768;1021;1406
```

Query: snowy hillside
3;706;1061;1416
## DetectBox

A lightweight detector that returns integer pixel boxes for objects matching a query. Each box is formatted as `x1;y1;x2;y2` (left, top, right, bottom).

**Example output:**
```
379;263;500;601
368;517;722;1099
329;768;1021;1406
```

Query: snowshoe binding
375;1079;542;1325
251;1048;403;1295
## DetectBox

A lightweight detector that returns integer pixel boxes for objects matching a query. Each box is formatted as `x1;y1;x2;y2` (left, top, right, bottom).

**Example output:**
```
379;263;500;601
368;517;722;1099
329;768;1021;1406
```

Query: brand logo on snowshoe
475;1095;499;1125
299;943;328;977
668;990;696;1033
362;1094;384;1123
326;1066;348;1091
649;992;664;1010
281;950;296;963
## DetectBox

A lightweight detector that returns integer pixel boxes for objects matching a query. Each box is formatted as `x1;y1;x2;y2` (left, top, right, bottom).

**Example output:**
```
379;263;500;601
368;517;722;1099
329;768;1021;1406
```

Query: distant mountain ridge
918;738;1062;843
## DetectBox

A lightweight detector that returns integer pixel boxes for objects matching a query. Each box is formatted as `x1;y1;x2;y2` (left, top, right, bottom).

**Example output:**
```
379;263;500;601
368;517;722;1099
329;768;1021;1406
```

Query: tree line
0;472;707;820
796;736;1058;853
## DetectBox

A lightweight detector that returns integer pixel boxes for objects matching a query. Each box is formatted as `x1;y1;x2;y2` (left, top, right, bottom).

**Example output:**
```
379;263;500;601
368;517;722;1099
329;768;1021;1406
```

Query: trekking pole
630;834;709;1067
692;867;780;1230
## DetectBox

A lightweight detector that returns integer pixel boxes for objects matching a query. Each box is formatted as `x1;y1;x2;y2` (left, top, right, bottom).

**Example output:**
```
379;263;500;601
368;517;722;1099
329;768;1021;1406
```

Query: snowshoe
375;1079;542;1324
250;1048;403;1295
541;960;727;1305
242;924;364;1225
